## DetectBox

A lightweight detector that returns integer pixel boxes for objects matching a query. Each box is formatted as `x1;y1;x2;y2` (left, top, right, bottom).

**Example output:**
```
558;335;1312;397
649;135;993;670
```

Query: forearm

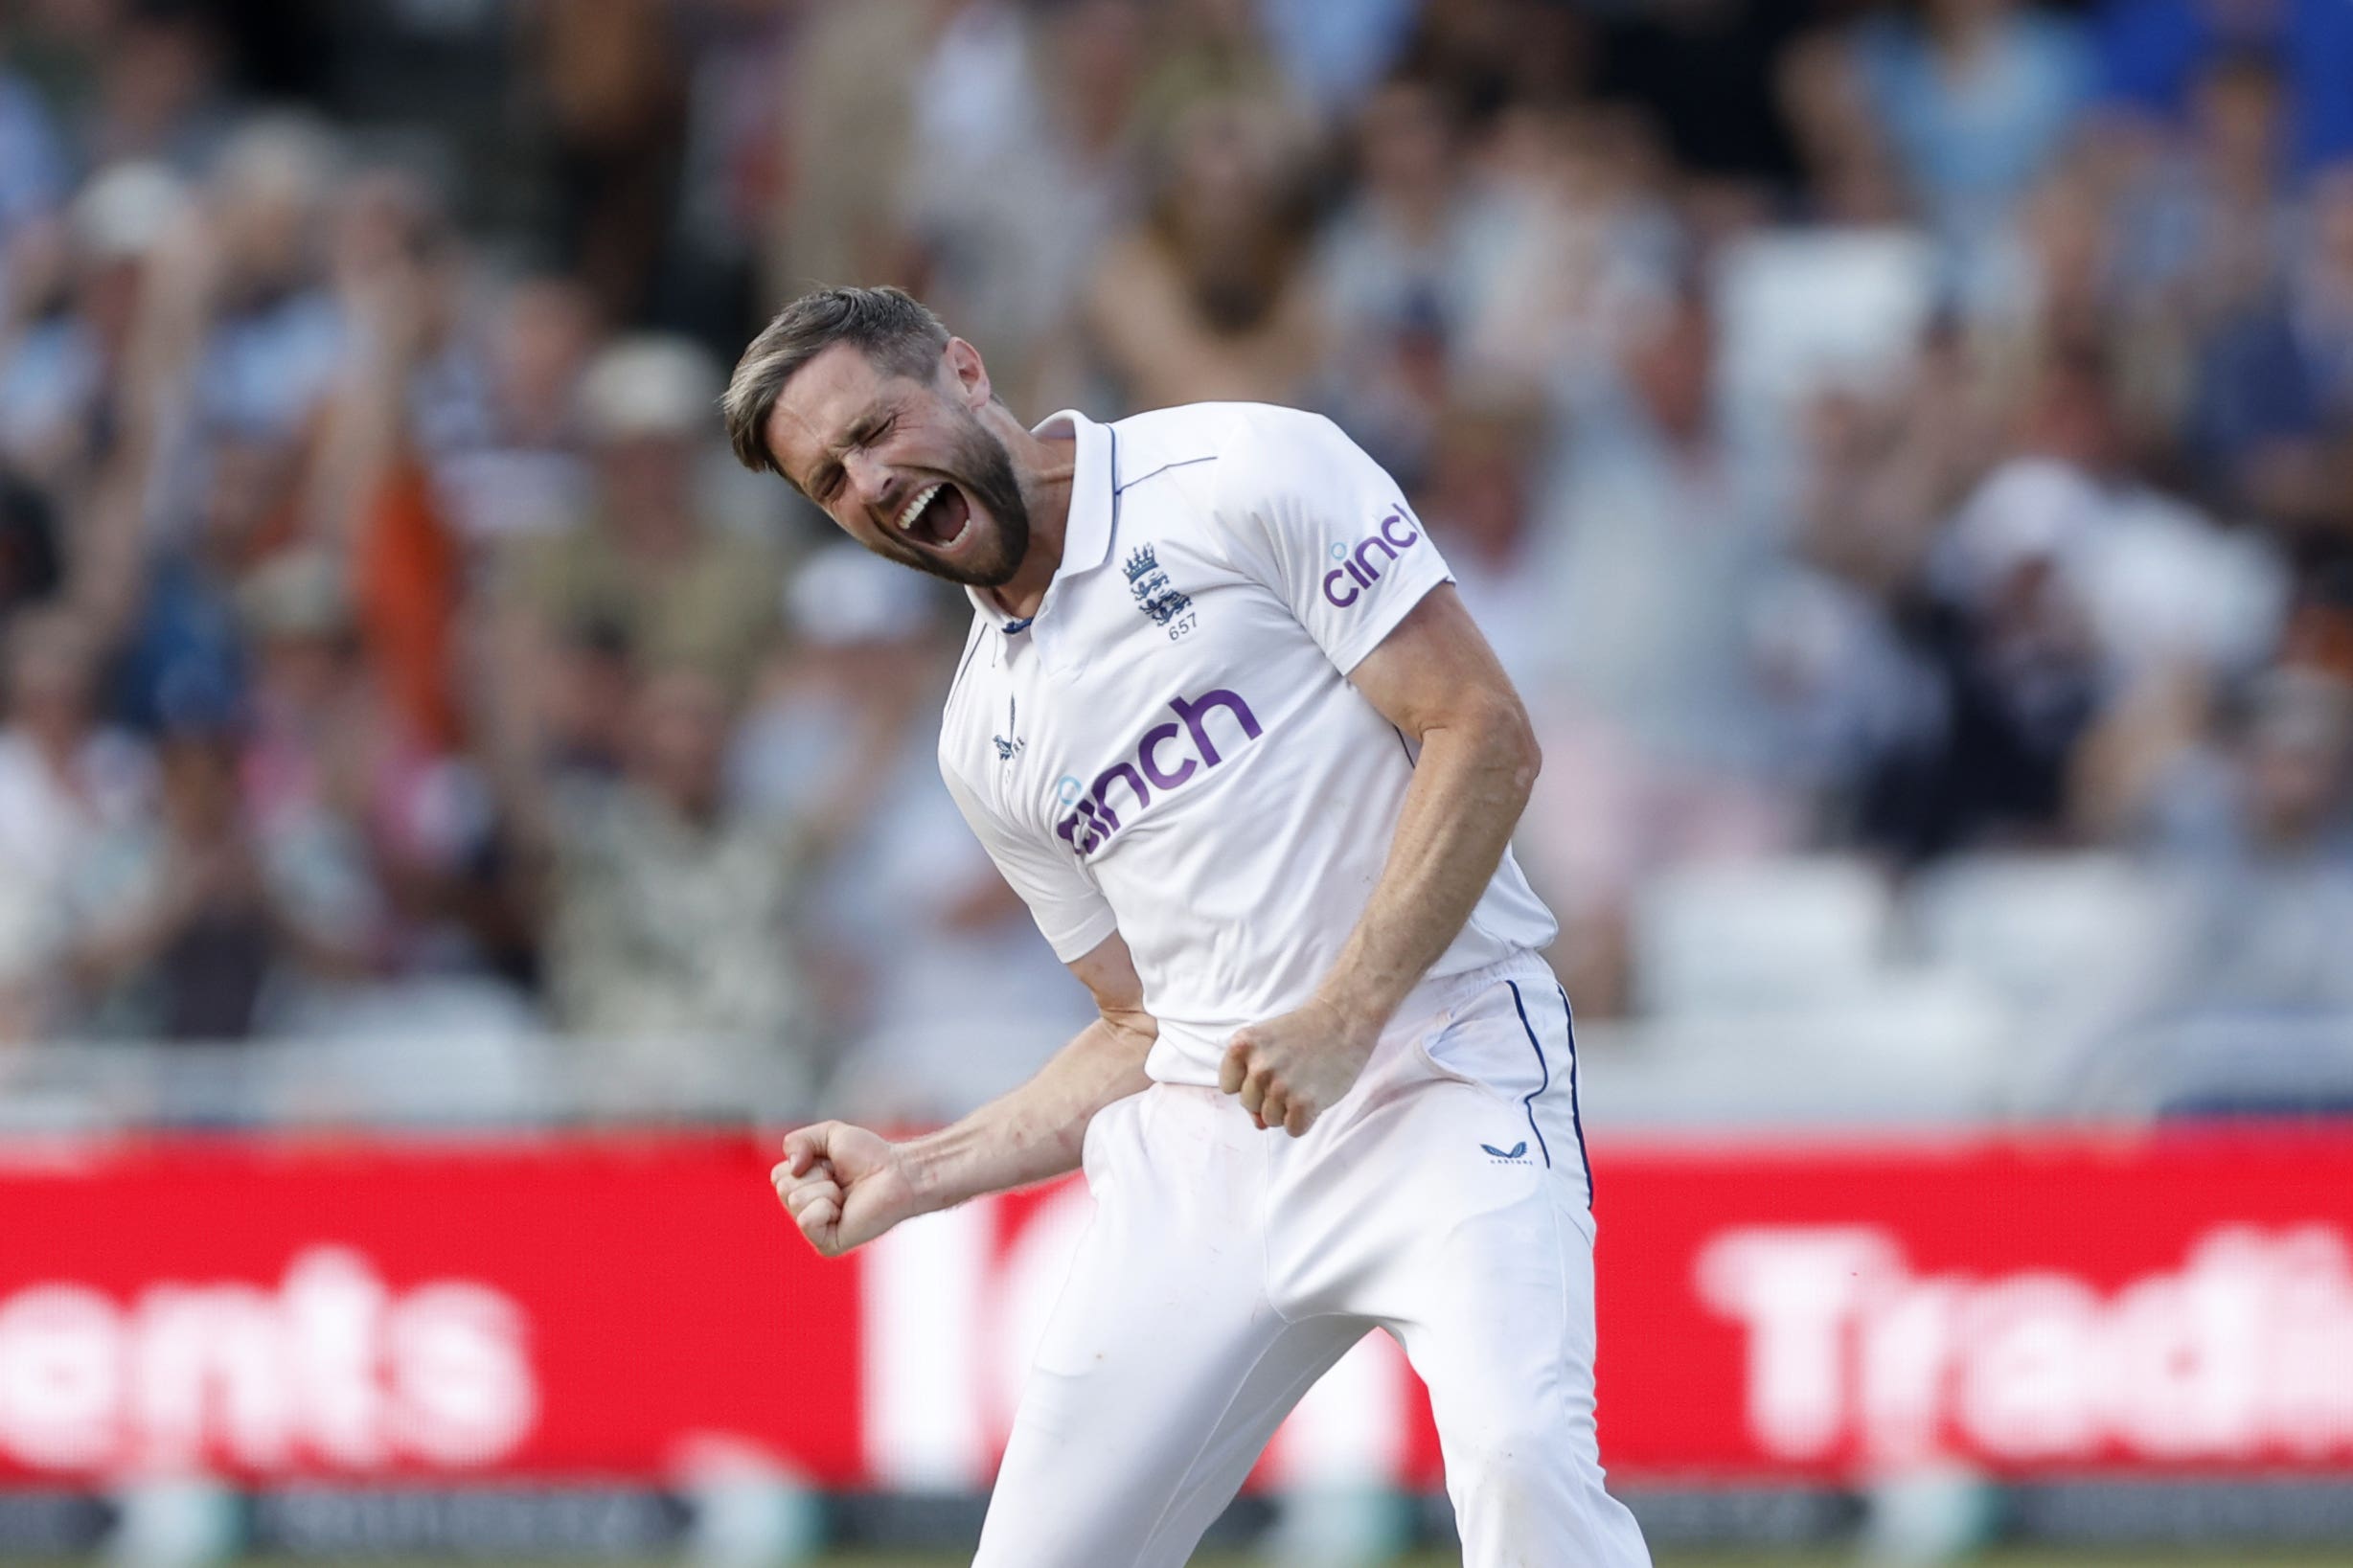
1315;707;1536;1034
900;1011;1155;1214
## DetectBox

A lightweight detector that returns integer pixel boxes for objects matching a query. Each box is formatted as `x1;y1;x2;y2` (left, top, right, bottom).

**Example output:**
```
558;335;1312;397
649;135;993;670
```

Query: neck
984;416;1078;622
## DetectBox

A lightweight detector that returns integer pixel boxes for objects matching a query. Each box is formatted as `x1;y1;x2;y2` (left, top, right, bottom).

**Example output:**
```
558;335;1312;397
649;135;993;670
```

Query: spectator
1778;24;1911;227
1799;317;2005;602
1462;101;1682;393
899;0;1147;414
656;0;794;350
1849;0;2094;256
1543;287;1799;782
1316;75;1527;478
2135;152;2353;532
0;161;187;498
80;0;235;173
1864;340;2285;858
499;333;785;703
1394;0;1586;125
59;718;370;1042
73;121;347;695
522;0;687;324
0;610;154;1038
1519;289;1809;1011
2093;0;2353;178
1083;93;1323;411
2110;47;2296;328
417;272;600;548
532;661;817;1102
1412;382;1555;688
764;0;941;305
1124;0;1292;151
185;117;347;448
1320;76;1515;355
2140;667;2353;1015
235;549;500;989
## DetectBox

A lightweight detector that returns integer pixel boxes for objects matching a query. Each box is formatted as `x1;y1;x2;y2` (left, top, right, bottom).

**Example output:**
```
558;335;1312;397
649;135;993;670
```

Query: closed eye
809;409;900;506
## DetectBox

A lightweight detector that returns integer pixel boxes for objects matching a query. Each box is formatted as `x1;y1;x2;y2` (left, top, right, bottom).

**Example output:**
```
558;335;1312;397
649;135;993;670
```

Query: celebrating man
729;285;1650;1568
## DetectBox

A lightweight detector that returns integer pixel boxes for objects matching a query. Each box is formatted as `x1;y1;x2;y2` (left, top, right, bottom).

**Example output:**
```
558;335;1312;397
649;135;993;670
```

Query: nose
844;449;897;515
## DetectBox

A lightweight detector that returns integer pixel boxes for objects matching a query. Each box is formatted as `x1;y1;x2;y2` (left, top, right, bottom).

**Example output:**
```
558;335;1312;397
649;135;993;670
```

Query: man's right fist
771;1121;920;1257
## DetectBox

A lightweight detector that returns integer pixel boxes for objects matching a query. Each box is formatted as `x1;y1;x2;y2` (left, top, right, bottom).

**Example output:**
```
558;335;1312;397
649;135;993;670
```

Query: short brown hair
722;285;952;478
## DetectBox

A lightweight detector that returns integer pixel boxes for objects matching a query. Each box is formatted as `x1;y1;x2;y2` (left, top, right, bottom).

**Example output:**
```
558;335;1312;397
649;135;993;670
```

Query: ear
943;336;994;411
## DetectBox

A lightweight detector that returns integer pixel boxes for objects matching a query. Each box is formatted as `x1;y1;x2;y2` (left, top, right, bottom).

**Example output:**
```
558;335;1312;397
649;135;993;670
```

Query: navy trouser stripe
1503;980;1554;1171
1558;984;1595;1209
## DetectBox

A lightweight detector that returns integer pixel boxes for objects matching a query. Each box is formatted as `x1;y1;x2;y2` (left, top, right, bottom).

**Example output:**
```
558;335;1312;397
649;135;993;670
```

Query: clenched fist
771;1122;922;1257
1219;997;1380;1137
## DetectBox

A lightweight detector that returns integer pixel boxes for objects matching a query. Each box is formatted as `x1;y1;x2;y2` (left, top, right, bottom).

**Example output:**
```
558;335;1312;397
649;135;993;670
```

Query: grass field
221;1553;2353;1567
1151;1557;2341;1568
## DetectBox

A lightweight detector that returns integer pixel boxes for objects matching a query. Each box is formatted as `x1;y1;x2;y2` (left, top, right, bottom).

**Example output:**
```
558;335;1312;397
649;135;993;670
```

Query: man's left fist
1219;998;1380;1137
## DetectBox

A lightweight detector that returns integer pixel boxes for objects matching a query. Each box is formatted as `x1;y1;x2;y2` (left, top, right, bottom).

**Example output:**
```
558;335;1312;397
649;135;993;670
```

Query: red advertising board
0;1136;856;1486
0;1129;2348;1488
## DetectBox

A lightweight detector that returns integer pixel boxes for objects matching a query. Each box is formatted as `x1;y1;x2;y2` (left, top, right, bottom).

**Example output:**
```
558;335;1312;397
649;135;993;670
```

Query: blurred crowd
0;0;2349;1121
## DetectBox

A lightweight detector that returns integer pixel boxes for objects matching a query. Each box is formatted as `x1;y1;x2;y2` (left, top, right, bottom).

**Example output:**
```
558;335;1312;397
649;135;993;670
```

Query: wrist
898;1125;980;1216
1313;977;1399;1042
897;1131;950;1215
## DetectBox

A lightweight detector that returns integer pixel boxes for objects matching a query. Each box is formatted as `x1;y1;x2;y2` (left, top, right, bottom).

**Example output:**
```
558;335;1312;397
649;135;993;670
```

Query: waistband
1384;947;1560;1040
1142;948;1558;1089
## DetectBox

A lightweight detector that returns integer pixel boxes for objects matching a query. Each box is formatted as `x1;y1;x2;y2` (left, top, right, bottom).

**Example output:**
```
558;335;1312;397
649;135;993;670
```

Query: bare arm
1312;585;1540;1030
1221;586;1538;1135
772;931;1155;1256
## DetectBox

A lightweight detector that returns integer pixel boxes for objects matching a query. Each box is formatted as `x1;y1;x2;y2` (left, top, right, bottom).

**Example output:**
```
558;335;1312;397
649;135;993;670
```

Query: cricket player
729;285;1651;1568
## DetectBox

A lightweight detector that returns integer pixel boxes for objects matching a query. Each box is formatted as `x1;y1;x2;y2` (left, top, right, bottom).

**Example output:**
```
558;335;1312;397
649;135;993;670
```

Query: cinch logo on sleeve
1054;688;1263;858
1321;508;1423;608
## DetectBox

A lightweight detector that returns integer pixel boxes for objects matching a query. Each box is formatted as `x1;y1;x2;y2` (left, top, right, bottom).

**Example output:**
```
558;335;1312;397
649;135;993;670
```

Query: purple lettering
1138;723;1197;789
1170;688;1262;767
1055;688;1266;859
1324;513;1424;612
1093;762;1151;826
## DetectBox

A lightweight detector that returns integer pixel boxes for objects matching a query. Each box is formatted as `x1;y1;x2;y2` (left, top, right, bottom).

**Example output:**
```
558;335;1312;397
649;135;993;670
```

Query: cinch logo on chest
1322;508;1423;608
1053;688;1263;858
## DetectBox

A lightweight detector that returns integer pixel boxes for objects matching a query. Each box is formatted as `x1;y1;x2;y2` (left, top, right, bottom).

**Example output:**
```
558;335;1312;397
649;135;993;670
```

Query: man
727;285;1650;1567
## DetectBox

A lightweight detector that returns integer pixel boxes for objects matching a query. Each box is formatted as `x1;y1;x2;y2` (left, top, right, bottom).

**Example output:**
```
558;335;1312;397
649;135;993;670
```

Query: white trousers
973;955;1654;1568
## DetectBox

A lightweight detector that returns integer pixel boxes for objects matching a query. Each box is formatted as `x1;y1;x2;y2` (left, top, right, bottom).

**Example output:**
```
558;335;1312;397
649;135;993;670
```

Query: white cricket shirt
938;402;1558;1086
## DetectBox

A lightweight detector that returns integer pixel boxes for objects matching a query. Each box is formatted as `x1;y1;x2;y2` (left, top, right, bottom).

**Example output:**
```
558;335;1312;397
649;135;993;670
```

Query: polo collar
967;408;1115;632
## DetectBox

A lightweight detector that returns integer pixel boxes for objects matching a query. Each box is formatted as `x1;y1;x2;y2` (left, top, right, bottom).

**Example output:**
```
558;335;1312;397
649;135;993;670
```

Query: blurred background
0;0;2350;1563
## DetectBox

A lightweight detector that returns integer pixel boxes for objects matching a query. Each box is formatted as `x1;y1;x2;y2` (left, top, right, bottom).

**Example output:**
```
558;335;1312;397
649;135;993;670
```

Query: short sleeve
1213;407;1453;674
940;764;1120;964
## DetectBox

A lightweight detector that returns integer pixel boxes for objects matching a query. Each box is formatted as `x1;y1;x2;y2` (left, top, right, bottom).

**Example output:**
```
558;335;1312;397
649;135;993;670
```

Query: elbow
1417;687;1542;805
1473;693;1541;805
1506;711;1542;805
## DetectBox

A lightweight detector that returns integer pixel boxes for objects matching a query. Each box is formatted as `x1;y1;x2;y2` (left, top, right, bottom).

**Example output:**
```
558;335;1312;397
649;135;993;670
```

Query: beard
866;412;1031;589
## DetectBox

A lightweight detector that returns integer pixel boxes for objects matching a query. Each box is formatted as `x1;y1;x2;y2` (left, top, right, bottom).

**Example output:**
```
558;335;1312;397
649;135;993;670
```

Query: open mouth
895;482;971;551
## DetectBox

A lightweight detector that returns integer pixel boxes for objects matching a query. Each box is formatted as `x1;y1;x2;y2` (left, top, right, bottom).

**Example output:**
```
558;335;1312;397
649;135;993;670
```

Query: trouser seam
1130;1334;1353;1568
1123;1312;1301;1564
